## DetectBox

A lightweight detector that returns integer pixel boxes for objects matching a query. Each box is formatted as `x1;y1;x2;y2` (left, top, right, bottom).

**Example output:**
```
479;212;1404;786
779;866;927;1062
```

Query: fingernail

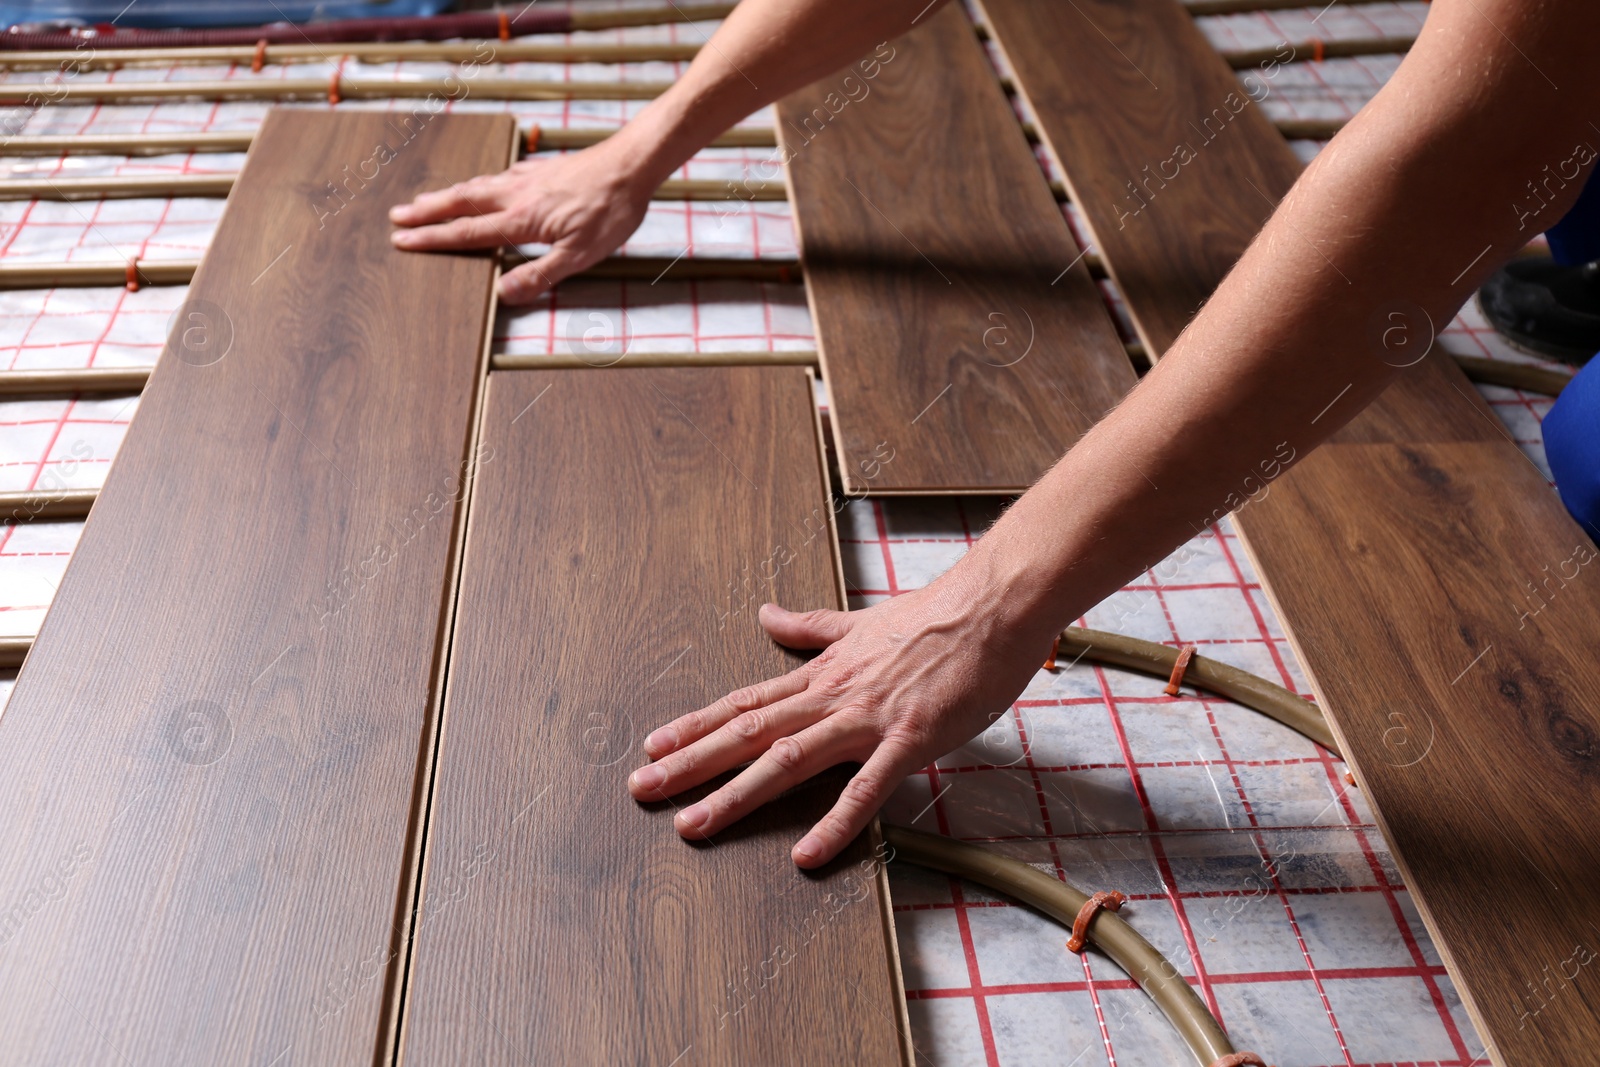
390;231;409;245
793;834;823;863
645;727;677;754
679;803;710;830
630;765;664;792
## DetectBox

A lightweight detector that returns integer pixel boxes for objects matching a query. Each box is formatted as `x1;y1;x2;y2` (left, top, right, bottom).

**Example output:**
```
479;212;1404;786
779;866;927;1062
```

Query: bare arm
388;0;950;302
628;0;1600;866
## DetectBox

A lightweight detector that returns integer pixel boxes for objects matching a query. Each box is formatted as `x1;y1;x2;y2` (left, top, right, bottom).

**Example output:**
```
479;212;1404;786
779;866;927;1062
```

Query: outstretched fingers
499;242;593;305
639;666;814;762
389;177;505;227
627;689;826;801
390;211;515;252
671;716;876;843
791;739;925;868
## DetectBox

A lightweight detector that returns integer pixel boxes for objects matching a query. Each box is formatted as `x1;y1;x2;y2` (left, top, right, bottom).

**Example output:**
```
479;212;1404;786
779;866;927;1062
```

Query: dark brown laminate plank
0;108;514;1064
978;0;1600;1061
776;3;1134;495
399;367;910;1065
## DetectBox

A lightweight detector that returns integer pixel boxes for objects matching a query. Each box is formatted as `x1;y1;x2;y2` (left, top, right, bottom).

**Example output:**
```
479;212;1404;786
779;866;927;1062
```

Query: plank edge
1226;515;1504;1065
387;116;519;1067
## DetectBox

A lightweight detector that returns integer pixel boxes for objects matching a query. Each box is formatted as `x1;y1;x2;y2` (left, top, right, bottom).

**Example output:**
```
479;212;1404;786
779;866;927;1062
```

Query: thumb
498;243;590;306
760;603;852;650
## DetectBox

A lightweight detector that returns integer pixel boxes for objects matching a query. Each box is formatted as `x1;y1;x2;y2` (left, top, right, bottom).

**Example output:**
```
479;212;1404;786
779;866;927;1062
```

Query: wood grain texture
978;0;1600;1060
975;0;1292;358
399;368;910;1066
0;108;514;1064
777;3;1133;494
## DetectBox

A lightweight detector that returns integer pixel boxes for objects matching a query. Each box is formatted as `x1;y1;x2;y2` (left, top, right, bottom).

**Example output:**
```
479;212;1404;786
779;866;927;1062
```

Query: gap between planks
0;33;1412;73
0;349;1567;400
0;254;808;290
0;174;792;203
1;115;1347;163
382;148;516;1062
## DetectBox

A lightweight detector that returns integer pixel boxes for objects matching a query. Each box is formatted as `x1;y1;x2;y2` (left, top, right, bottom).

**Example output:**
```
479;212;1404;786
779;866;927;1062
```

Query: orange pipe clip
328;68;342;105
1311;38;1326;62
1209;1054;1271;1067
124;256;140;293
1066;890;1126;954
1164;644;1198;696
251;38;268;73
498;10;512;41
527;123;542;152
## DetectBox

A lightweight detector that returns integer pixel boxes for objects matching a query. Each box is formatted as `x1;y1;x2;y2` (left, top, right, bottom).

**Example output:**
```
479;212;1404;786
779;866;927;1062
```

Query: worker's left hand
626;567;1054;868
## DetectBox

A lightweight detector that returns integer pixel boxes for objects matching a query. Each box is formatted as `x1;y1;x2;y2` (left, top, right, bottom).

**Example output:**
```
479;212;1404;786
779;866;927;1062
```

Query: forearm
605;0;949;188
963;0;1600;642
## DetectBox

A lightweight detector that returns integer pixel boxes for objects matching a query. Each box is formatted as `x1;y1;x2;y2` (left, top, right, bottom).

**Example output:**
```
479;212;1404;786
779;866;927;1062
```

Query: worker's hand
389;138;653;306
627;567;1055;868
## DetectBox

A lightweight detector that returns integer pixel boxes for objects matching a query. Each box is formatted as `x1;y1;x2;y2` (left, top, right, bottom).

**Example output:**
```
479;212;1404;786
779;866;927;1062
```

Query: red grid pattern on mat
0;197;789;265
1254;53;1402;124
0;394;136;635
0;393;138;494
1194;1;1430;53
0;520;80;638
0;285;187;370
847;497;1487;1065
0;197;220;263
494;277;813;356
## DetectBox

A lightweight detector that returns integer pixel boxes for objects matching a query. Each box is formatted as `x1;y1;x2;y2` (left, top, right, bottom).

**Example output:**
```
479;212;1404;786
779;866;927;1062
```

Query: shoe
1476;257;1600;365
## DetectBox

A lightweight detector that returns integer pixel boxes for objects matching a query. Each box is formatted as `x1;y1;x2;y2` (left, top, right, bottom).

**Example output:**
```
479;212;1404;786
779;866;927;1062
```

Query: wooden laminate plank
399;367;910;1065
978;0;1600;1062
0;108;515;1064
776;3;1133;494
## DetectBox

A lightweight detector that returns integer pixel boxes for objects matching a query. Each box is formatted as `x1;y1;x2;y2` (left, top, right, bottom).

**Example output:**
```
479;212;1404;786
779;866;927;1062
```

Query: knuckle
729;710;767;743
815;811;852;843
662;746;706;782
662;755;696;783
808;645;839;671
728;685;764;713
504;204;539;231
830;695;879;726
839;774;881;808
709;784;741;817
813;662;863;702
884;718;931;751
766;735;807;772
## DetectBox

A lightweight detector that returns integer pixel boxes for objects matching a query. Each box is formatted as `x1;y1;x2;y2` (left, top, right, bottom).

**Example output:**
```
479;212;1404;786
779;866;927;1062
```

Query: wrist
605;84;736;193
940;533;1072;653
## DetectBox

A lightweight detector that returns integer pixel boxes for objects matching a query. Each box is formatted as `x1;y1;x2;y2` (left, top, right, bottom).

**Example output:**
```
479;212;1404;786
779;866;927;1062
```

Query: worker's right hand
389;137;653;306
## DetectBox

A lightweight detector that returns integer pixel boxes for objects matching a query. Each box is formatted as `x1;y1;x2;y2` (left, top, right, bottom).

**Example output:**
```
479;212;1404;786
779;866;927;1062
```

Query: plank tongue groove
0;109;514;1063
399;367;909;1065
977;0;1600;1061
777;3;1134;495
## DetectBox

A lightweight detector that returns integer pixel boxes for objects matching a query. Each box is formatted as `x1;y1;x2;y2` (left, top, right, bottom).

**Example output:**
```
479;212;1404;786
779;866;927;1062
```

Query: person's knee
1545;356;1600;537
